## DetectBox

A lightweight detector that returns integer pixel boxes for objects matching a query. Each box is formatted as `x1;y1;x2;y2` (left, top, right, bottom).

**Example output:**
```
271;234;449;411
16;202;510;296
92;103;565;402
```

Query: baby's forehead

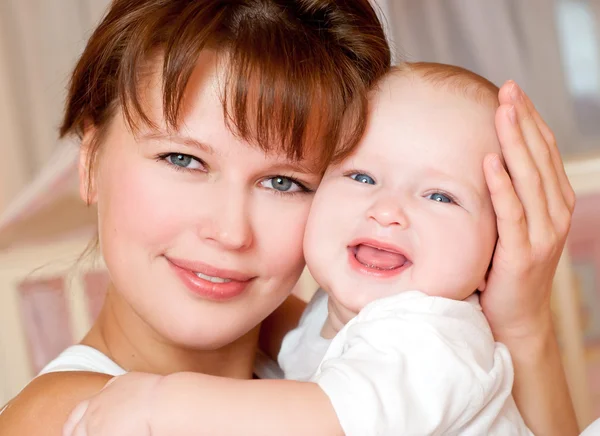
357;63;503;181
374;62;500;111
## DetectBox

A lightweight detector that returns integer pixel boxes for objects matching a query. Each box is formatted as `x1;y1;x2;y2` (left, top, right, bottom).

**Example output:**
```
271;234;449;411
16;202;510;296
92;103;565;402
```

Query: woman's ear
79;126;98;205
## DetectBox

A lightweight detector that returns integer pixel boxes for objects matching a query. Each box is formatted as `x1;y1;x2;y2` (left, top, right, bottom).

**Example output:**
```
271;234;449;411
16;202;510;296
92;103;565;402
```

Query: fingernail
510;83;522;102
490;155;502;172
507;105;517;124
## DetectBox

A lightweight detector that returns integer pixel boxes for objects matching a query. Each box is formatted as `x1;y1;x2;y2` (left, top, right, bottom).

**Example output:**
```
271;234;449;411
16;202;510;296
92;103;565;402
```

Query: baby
63;63;532;436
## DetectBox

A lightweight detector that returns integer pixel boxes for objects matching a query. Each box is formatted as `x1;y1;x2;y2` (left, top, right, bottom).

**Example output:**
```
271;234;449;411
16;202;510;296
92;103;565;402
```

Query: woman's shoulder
0;371;112;435
0;345;124;435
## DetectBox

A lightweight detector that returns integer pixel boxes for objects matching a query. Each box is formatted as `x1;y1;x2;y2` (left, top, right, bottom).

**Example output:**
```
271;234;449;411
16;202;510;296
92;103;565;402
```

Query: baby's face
304;74;501;312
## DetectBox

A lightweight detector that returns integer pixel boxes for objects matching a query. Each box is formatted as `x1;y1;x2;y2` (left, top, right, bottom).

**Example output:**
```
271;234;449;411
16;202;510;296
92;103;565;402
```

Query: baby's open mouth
351;243;409;270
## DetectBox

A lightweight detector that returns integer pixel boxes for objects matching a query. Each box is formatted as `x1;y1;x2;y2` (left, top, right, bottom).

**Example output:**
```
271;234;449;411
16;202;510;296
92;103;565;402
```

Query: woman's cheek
100;164;183;251
256;197;311;279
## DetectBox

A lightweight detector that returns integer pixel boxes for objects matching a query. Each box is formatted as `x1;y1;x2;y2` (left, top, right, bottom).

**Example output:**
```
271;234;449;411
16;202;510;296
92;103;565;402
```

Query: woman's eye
165;153;204;170
349;173;375;185
427;192;453;204
260;176;305;193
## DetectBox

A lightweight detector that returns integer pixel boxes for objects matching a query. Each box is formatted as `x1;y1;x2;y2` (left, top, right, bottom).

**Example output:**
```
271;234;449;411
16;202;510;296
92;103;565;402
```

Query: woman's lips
166;256;255;301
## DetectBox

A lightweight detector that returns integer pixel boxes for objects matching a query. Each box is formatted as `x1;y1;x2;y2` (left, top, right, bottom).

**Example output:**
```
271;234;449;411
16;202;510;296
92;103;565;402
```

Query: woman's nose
366;195;409;229
197;187;253;251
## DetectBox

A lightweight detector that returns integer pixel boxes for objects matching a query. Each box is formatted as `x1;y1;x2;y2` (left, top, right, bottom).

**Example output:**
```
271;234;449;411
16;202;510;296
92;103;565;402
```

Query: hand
481;81;576;342
62;372;162;436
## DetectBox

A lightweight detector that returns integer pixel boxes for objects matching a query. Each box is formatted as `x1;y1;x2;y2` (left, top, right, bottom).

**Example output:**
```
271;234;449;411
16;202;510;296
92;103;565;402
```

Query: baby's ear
477;277;487;292
478;260;494;292
477;269;491;292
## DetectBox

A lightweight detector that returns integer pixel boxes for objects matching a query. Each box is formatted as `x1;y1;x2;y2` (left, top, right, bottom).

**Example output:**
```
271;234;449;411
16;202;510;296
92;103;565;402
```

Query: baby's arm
63;372;343;436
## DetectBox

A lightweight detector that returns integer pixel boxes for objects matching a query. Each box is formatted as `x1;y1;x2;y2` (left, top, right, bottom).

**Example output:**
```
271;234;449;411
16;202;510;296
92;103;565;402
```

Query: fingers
483;153;529;253
521;91;576;214
507;84;568;228
62;400;89;436
498;81;575;237
494;103;554;243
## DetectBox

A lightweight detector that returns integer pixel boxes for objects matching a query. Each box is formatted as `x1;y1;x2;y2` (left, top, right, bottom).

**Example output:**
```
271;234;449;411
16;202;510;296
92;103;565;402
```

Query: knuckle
546;130;557;147
554;209;573;235
567;189;577;212
528;171;543;191
504;204;526;223
532;232;559;259
539;144;552;162
512;254;535;277
519;103;533;122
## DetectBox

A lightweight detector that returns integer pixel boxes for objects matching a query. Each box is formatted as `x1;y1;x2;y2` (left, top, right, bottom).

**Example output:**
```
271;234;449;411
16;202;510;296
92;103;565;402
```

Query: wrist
493;310;556;360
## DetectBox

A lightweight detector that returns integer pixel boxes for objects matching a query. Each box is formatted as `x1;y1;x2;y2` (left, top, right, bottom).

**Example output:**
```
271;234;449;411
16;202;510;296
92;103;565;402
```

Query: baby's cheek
418;224;486;297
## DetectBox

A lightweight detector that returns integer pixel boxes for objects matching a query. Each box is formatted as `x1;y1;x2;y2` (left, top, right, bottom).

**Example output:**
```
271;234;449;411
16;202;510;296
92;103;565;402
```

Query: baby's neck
82;286;258;379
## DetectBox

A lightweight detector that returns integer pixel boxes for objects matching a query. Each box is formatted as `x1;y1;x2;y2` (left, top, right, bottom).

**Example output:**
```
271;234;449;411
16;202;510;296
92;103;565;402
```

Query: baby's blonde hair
385;62;500;109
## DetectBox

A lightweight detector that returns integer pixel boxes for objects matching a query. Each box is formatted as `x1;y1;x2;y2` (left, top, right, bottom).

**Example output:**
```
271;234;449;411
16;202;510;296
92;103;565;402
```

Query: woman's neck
82;286;259;379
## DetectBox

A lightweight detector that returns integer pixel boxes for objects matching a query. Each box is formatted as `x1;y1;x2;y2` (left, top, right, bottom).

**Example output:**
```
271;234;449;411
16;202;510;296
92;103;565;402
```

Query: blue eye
428;193;453;204
165;153;204;170
260;176;307;194
350;173;375;185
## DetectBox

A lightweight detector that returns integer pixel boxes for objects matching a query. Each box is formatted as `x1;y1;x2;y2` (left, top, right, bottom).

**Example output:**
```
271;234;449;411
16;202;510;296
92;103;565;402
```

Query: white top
279;289;533;436
36;344;282;380
38;345;127;376
581;418;600;436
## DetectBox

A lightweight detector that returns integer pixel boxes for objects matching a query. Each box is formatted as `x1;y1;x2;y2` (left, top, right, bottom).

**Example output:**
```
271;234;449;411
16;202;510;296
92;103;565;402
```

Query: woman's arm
0;372;112;436
63;372;342;436
499;317;575;435
481;80;578;435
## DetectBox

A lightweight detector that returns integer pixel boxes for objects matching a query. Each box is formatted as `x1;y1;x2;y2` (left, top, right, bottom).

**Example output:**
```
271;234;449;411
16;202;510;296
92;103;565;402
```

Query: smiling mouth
194;272;232;284
351;243;410;270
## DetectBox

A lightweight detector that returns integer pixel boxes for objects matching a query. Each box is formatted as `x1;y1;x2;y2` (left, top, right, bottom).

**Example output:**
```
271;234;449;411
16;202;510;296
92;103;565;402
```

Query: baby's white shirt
278;289;533;436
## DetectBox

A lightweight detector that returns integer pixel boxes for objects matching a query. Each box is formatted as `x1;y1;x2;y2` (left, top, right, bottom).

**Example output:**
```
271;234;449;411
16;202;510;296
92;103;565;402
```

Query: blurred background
0;0;598;430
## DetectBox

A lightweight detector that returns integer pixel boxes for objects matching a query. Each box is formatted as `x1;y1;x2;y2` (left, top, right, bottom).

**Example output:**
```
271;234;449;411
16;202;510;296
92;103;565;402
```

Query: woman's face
85;51;320;349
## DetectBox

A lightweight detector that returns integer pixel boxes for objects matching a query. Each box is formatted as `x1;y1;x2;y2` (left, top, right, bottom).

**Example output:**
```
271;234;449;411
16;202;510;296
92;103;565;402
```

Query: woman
0;1;578;435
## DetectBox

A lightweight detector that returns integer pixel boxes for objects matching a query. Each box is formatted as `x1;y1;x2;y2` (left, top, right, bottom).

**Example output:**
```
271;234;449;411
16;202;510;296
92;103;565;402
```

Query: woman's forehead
130;51;325;171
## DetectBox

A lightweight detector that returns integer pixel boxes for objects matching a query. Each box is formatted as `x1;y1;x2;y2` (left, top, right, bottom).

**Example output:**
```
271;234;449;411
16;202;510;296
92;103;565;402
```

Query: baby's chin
325;279;408;313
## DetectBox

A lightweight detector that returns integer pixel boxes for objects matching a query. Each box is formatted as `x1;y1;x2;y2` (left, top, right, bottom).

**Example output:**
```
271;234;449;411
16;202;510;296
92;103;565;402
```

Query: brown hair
61;0;391;178
389;62;499;107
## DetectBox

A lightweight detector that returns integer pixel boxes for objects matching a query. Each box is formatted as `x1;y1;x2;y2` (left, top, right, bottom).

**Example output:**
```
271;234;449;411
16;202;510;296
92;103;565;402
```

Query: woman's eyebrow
269;161;318;175
141;132;216;155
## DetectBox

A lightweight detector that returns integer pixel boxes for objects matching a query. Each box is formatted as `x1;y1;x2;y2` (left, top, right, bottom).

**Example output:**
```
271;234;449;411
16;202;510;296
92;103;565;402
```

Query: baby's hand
62;372;162;436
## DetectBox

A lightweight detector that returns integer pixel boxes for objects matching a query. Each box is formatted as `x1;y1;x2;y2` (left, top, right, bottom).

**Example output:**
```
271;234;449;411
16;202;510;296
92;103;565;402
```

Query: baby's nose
367;196;409;228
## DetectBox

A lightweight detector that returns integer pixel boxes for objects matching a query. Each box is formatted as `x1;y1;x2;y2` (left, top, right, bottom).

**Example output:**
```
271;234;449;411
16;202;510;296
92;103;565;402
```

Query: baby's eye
427;193;454;204
260;176;306;193
165;153;205;170
349;173;375;185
